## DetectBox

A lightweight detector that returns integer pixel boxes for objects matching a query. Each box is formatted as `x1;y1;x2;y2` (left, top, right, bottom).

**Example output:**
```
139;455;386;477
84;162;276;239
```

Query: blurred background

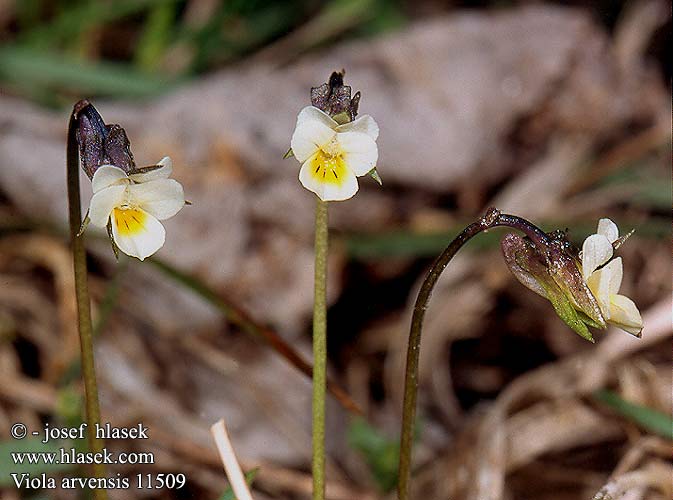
0;0;671;499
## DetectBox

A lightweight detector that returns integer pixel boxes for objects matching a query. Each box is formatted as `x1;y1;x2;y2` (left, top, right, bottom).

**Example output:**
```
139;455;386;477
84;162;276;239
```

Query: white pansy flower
581;218;643;336
290;106;379;201
87;157;185;261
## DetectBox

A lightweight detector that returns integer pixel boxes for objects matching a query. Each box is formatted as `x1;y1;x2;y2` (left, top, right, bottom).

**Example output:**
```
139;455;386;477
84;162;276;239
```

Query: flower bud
74;100;135;178
310;71;361;124
501;231;605;342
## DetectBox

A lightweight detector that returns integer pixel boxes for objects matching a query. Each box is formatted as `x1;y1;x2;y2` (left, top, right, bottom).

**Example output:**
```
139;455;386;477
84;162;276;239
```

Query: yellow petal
110;207;165;260
299;152;358;201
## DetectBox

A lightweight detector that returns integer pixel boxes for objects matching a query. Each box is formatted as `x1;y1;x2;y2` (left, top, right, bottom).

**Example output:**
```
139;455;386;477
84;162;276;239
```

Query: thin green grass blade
20;0;180;47
594;390;673;439
0;45;175;97
134;2;177;73
218;468;258;500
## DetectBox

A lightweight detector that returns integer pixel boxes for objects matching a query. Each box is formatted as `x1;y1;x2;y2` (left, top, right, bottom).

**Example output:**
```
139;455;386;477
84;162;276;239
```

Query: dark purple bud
73;100;135;178
310;71;360;123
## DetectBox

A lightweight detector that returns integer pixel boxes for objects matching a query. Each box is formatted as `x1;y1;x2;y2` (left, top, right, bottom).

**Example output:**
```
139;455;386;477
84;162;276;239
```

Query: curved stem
397;208;551;500
67;106;108;499
312;199;329;500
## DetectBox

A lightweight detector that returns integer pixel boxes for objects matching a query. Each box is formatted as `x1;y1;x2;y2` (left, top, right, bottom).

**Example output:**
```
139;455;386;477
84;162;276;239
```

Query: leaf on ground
593;390;673;440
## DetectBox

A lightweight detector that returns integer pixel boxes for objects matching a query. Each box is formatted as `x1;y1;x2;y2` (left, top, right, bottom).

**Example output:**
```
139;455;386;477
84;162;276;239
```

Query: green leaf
593;390;673;439
0;439;76;486
218;468;258;500
347;418;399;492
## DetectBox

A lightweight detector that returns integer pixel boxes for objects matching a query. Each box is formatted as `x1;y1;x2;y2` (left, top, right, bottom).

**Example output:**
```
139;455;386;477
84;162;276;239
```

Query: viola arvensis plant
398;209;644;500
581;218;642;336
288;71;381;500
88;157;185;261
289;72;380;201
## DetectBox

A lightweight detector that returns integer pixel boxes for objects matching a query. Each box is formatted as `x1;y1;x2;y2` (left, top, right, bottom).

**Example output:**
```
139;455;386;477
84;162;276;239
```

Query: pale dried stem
210;419;255;500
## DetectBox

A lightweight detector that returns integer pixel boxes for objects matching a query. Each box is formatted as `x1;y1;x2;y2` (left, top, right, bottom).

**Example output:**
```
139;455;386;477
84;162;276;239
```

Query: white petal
91;165;129;193
298;156;358;202
581;234;614;279
111;208;165;261
608;294;643;336
337;132;378;176
296;106;338;129
128;156;173;183
335;114;379;140
87;185;126;227
586;257;623;317
597;218;619;243
290;119;336;162
128;179;185;220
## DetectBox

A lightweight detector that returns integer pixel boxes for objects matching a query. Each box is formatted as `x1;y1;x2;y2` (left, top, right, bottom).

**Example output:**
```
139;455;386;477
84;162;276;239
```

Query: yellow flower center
310;147;347;186
113;207;146;236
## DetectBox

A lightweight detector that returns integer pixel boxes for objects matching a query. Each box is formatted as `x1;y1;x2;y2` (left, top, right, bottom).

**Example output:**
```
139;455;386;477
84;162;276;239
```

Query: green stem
397;208;552;500
67;105;108;499
312;199;328;500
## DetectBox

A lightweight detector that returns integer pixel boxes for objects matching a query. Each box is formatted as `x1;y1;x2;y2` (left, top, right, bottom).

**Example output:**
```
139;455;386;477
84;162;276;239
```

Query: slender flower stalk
396;208;642;500
66;103;108;500
311;199;328;500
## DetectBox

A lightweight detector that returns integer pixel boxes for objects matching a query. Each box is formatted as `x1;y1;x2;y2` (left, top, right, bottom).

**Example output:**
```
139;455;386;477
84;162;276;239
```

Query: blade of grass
0;45;175;97
219;468;258;500
593;390;673;439
19;0;180;48
343;218;670;259
147;257;363;416
253;0;378;64
347;418;399;492
134;2;177;73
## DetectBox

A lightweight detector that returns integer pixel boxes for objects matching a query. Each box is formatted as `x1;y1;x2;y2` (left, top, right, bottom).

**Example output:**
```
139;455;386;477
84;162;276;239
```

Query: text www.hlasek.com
11;447;154;465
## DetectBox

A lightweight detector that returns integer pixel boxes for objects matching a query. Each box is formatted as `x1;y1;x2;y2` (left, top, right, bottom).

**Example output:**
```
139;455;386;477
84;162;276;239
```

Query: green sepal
332;111;351;125
77;211;90;237
368;167;383;186
128;163;164;176
537;279;594;342
612;229;634;251
283;148;294;159
575;310;606;330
